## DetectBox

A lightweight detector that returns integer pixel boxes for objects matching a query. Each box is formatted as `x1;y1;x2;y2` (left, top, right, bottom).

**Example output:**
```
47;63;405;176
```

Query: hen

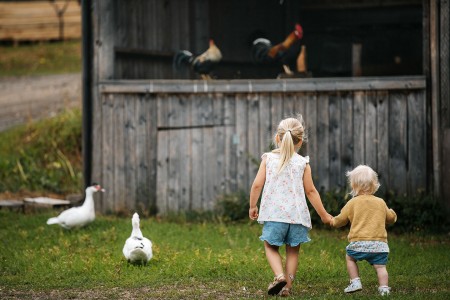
173;39;223;80
251;24;306;76
123;213;153;265
46;184;105;229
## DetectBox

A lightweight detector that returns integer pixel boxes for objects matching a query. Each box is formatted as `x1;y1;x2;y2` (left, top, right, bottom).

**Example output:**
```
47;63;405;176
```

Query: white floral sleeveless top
257;152;312;229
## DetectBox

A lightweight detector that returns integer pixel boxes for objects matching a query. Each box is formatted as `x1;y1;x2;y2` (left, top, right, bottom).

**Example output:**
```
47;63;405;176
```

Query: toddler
330;165;397;296
249;116;332;297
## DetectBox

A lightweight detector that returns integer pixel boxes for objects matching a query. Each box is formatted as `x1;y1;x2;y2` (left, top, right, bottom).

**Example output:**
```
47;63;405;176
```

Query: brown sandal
268;274;287;296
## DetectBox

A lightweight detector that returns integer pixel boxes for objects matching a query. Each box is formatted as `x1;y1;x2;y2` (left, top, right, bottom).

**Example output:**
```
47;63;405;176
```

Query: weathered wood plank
328;93;342;189
157;94;170;128
388;92;407;195
248;94;260;185
113;95;126;212
353;91;365;165
365;91;378;168
283;93;295;117
190;127;203;210
340;92;353;188
135;94;149;211
407;90;427;193
270;93;283;135
316;93;330;192
259;93;272;154
305;93;318;178
294;93;307;143
148;94;159;212
214;122;227;198
156;130;169;214
236;93;249;190
124;95;137;211
100;76;426;94
97;0;115;81
203;127;216;210
224;95;237;193
101;94;114;213
376;91;389;195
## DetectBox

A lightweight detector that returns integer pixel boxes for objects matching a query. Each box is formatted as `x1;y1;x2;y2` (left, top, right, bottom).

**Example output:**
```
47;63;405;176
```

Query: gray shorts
260;221;311;247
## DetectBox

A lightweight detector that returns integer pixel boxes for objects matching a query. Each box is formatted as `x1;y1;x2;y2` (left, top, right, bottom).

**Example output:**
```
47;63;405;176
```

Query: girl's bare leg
285;244;300;288
346;254;360;279
373;264;389;287
264;241;284;277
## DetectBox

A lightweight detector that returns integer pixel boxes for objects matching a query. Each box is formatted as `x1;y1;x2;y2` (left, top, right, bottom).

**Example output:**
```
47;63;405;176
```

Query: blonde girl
330;165;397;296
249;116;332;297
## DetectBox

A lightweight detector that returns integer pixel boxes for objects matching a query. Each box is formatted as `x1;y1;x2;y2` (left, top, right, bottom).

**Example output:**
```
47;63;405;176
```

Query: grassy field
0;40;81;77
0;210;449;299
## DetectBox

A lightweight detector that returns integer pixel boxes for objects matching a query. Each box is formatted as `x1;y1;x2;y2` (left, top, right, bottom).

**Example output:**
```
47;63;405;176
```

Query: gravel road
0;73;81;132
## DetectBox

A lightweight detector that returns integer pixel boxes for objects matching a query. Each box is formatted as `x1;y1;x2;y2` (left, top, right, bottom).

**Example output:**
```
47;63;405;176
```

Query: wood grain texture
96;82;428;213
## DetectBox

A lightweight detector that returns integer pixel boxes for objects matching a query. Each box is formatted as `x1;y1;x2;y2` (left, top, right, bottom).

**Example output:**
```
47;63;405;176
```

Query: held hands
249;206;259;220
321;213;333;225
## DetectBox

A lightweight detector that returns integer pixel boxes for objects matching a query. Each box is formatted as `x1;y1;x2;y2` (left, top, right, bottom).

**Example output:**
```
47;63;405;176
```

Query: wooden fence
93;76;427;214
0;1;81;42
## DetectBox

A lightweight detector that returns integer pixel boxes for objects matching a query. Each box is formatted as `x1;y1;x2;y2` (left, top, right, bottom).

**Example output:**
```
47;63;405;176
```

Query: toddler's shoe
268;274;287;296
378;286;391;296
344;278;362;293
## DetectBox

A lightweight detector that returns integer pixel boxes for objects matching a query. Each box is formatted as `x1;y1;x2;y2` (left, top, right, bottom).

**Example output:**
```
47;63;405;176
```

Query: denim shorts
259;221;311;247
346;249;389;265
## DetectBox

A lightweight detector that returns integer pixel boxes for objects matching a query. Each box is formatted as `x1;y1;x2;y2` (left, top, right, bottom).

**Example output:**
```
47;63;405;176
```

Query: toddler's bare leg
264;241;284;276
285;245;300;288
373;264;389;287
346;254;359;279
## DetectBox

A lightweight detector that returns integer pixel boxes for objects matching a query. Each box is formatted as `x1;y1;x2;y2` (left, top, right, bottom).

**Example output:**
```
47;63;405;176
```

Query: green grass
0;40;81;77
0;211;449;299
0;108;83;195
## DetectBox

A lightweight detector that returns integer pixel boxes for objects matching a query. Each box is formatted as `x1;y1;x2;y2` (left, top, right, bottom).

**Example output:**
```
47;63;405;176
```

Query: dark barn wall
297;5;423;77
111;0;423;80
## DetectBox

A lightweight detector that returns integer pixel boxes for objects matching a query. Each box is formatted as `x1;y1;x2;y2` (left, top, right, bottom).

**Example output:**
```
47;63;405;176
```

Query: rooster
173;39;222;80
251;24;306;76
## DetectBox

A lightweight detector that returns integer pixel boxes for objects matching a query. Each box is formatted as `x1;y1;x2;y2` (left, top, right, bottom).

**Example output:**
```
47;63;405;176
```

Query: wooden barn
81;0;449;214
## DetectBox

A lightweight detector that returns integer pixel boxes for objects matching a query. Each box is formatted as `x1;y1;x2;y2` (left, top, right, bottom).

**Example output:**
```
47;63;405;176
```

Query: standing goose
123;213;153;264
46;184;105;229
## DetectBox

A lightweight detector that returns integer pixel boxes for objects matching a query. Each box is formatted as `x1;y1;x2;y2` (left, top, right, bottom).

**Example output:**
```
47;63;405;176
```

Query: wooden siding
92;76;427;214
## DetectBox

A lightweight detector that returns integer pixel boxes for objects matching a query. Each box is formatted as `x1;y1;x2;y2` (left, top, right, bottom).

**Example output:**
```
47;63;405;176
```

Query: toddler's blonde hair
272;115;307;174
346;165;380;197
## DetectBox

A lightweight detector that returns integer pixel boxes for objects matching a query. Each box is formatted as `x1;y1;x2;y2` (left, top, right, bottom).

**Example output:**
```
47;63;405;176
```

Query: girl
330;165;397;296
249;116;332;297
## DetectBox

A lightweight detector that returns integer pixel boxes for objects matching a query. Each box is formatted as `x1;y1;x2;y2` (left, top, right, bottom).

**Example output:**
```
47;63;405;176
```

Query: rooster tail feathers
173;50;194;70
47;217;59;225
251;38;272;64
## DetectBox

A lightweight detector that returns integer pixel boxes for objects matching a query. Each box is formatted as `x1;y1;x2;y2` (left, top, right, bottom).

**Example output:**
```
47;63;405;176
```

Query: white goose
123;213;153;264
46;184;105;229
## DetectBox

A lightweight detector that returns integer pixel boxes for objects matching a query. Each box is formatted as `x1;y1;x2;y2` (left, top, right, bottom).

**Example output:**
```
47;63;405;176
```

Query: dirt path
0;73;81;132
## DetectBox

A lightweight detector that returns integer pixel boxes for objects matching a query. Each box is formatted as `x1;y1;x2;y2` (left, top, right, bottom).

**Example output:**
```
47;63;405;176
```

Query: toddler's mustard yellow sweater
331;195;397;243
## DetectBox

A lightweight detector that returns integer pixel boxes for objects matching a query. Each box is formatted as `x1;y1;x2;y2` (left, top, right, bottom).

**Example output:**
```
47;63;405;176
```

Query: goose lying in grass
46;184;105;229
123;213;153;264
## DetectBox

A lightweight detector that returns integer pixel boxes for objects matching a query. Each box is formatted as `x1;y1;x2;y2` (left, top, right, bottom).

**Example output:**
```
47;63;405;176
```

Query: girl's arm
303;164;332;224
386;207;397;224
330;205;350;228
249;157;266;220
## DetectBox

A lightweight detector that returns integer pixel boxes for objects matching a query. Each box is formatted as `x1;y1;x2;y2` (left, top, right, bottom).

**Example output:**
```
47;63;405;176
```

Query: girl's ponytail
278;130;295;173
272;116;306;174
